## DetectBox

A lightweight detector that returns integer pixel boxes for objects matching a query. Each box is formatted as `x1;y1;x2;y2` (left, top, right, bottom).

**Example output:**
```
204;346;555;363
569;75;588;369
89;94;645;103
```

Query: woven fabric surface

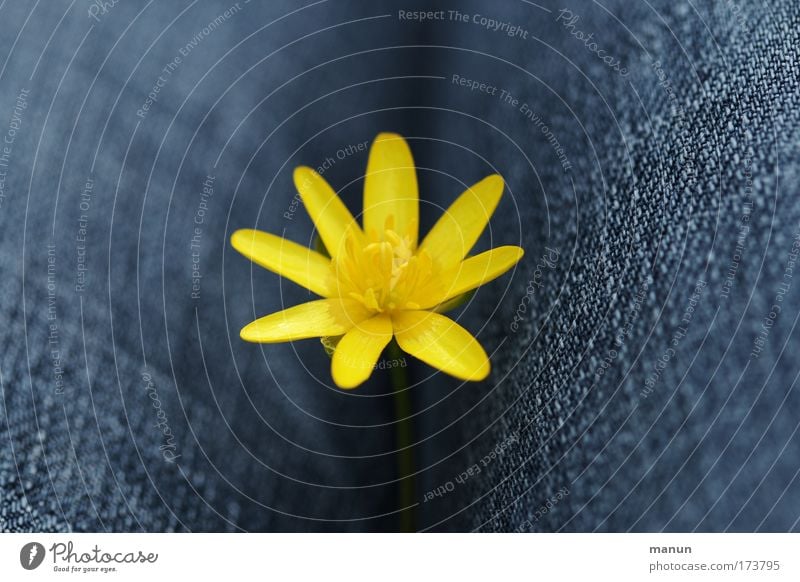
1;0;798;532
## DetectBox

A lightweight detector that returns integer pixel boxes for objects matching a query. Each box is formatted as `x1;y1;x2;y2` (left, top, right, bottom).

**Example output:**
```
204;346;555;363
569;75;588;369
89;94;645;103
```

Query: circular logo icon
20;542;45;570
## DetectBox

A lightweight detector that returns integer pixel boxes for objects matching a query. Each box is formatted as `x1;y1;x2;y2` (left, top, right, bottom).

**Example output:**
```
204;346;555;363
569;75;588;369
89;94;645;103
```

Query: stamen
330;222;436;313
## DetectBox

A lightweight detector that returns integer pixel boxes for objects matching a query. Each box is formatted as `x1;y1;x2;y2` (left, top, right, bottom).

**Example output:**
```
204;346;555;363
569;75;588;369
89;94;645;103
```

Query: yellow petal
419;174;504;268
392;311;490;381
293;166;364;259
413;246;525;309
331;314;393;389
231;229;332;297
240;299;371;343
363;133;419;245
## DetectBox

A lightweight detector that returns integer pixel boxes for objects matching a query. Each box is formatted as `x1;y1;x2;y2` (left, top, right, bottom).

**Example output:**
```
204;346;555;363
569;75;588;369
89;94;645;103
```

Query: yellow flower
232;133;524;389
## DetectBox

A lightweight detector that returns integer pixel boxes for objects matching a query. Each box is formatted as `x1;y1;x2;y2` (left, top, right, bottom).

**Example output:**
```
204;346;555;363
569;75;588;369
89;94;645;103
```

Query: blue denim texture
1;0;798;531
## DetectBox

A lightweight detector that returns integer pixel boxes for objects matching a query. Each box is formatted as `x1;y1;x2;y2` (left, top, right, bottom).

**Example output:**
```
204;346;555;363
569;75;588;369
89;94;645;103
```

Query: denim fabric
1;0;798;532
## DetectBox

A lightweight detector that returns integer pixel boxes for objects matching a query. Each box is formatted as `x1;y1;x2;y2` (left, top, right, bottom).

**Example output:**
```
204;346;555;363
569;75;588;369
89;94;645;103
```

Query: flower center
330;222;432;313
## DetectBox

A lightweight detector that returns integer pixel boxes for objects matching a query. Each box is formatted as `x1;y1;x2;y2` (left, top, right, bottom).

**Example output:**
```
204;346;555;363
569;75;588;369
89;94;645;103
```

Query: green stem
387;339;415;532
